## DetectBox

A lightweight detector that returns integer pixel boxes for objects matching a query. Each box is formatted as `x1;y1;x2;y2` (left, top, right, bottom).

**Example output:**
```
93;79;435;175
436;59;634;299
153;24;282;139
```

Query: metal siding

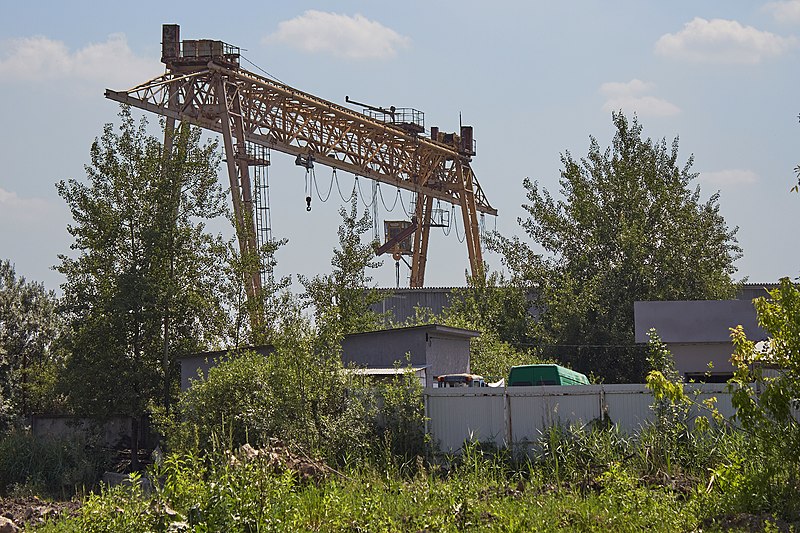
507;386;603;442
602;384;655;432
426;389;505;451
685;383;736;423
427;336;471;378
634;300;765;343
372;289;454;324
425;383;741;451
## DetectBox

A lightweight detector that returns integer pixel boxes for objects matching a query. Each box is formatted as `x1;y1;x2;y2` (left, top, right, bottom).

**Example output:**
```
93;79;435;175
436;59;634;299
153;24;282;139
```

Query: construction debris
228;440;331;483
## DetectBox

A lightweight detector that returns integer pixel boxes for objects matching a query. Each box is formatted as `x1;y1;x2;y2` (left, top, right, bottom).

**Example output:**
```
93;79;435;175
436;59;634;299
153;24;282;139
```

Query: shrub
722;277;800;519
158;311;378;465
374;362;428;463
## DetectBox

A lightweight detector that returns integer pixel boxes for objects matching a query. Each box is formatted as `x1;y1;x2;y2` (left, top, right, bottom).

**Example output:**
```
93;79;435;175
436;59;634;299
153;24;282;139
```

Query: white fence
424;384;735;452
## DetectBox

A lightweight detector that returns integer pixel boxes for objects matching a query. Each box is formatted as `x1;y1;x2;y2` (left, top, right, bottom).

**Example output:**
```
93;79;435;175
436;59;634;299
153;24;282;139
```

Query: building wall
30;415;159;449
737;284;776;302
670;343;738;376
371;288;454;325
634;299;768;378
180;354;224;391
179;347;272;391
181;326;478;390
426;334;472;380
634;300;765;344
341;328;429;368
370;283;775;328
341;325;476;387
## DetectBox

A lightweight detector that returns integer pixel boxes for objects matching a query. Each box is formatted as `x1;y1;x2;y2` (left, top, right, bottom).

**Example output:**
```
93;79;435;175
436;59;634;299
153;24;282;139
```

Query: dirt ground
0;496;80;530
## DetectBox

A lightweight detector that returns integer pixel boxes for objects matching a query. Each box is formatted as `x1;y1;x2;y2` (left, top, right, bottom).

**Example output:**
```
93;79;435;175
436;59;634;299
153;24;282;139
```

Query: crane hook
306;195;312;212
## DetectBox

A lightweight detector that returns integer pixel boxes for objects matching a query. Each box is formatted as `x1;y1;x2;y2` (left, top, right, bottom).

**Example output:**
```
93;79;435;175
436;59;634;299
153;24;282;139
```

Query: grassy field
22;430;797;533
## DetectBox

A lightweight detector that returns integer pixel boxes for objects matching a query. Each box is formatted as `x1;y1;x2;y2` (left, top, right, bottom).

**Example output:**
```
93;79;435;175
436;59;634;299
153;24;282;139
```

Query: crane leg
410;193;434;287
457;164;484;280
216;75;264;338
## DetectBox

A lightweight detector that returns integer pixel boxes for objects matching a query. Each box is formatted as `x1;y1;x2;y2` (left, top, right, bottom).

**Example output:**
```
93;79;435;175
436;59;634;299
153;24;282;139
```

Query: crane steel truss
105;27;496;325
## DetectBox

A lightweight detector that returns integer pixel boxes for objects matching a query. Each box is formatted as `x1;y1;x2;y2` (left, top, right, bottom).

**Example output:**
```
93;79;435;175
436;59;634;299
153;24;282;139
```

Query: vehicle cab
434;373;486;388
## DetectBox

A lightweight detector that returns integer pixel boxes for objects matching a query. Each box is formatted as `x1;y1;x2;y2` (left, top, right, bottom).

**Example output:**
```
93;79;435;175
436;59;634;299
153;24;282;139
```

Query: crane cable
304;162;489;248
399;192;412;218
312;167;334;203
442;205;455;236
309;166;405;215
334;169;355;202
355;176;376;208
377;184;401;212
305;163;490;246
453;207;466;243
308;164;498;246
240;55;286;85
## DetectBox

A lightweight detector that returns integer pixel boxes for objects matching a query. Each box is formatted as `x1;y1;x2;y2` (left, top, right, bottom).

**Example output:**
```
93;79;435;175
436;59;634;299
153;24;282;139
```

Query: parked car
434;373;486;388
507;364;589;386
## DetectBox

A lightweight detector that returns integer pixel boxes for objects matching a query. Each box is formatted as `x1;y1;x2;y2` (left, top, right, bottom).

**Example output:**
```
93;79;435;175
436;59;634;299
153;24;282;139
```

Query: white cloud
599;79;681;117
0;34;159;87
764;1;800;24
0;187;51;222
699;169;759;186
265;11;410;59
655;17;796;64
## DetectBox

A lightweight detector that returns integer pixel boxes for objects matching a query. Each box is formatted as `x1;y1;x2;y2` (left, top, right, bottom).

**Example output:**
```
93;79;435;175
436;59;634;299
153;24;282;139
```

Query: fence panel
602;384;655;432
425;388;505;451
425;383;737;452
506;386;604;443
685;383;736;424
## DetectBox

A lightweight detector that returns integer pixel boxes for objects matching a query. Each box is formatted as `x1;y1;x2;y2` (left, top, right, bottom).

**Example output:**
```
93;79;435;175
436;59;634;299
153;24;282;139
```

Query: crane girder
105;64;496;216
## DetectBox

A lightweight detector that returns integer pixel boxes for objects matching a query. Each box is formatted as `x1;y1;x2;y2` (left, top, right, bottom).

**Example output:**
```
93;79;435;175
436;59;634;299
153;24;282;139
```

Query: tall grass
36;449;708;532
32;423;745;532
0;431;110;498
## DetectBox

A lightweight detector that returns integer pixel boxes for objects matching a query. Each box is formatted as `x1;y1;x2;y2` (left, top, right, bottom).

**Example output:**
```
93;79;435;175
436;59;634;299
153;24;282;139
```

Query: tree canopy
0;260;63;427
491;112;741;382
56;106;231;424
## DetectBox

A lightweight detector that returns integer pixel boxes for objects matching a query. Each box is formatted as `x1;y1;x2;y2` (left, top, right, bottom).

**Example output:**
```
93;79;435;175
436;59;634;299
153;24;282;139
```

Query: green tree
727;277;800;517
300;197;384;336
491;112;741;382
224;237;291;347
445;270;534;347
442;270;540;379
56;107;231;462
0;260;63;428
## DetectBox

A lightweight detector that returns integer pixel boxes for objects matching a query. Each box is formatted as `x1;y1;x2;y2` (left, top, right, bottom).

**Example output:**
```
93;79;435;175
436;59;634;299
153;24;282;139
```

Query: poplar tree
0;260;62;427
491;112;741;382
56;107;230;461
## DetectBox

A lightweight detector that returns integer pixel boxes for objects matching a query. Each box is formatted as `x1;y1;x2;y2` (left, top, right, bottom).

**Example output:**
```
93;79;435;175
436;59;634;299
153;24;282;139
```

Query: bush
156;350;277;454
721;277;800;519
158;311;380;465
374;362;428;463
159;347;430;467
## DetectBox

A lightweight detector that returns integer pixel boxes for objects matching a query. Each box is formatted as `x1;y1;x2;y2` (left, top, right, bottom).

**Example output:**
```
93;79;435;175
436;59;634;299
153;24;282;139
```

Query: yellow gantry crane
106;24;496;327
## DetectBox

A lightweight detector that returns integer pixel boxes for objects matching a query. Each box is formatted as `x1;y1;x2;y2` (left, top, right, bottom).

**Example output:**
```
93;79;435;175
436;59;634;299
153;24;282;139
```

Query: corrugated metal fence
424;384;735;452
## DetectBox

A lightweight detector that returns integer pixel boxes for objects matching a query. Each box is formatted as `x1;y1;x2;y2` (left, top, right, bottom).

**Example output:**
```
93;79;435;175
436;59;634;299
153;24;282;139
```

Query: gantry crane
105;24;496;329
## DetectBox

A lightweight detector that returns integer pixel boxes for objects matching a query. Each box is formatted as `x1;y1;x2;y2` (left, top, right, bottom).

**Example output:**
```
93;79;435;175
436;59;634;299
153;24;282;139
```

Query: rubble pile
229;440;330;483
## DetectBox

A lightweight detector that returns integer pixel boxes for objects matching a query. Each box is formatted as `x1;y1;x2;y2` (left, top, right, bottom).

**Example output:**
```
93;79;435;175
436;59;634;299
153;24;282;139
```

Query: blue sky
1;1;798;291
